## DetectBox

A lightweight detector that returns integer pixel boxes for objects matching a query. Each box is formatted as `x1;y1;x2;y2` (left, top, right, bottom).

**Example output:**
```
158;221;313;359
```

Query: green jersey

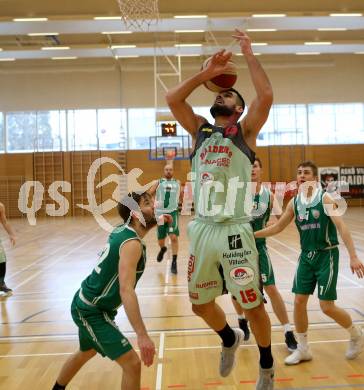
294;188;338;251
156;178;180;212
191;122;255;224
79;225;146;312
251;185;271;246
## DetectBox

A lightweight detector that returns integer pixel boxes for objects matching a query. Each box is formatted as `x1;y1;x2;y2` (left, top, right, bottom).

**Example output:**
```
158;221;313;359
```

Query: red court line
168;385;187;389
348;374;364;378
275;378;294;382
312;376;330;380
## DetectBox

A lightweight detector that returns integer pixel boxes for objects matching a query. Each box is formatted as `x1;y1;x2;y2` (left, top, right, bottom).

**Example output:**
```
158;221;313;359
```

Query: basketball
201;56;238;92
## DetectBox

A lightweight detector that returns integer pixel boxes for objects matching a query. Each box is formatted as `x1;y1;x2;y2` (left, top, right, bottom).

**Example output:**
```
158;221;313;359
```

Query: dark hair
117;191;150;223
297;160;318;176
227;88;246;113
254;157;262;168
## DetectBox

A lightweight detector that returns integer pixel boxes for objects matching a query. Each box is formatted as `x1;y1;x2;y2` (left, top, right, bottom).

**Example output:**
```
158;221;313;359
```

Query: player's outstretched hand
10;235;16;246
138;334;156;367
158;214;173;225
203;50;233;78
350;257;364;278
232;29;253;56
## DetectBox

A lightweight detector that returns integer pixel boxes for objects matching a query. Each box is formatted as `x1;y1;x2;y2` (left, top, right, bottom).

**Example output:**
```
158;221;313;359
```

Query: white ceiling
0;0;363;61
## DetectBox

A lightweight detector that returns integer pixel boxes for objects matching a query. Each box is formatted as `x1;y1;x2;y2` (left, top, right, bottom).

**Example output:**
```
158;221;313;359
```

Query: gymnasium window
68;110;98;151
7;111;37;153
128;108;155;150
0;113;4;153
36;111;67;152
98;109;127;150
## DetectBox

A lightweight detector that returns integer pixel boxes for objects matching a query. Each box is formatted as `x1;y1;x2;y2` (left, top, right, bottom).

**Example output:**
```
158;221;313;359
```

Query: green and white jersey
156;178;180;213
191;122;255;224
79;225;146;312
294;188;338;251
251;185;271;247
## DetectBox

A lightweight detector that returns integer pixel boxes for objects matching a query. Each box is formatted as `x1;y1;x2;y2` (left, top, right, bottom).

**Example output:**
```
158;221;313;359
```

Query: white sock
238;315;245;320
283;323;292;333
346;325;361;339
297;332;308;349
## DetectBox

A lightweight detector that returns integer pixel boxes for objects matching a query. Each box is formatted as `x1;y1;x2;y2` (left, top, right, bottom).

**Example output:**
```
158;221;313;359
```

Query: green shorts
0;241;6;263
187;219;263;310
157;210;179;240
257;244;275;286
292;247;339;301
71;292;132;360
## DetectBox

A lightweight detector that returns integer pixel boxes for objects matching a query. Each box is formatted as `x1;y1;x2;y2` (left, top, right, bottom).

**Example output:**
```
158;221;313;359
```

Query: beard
143;212;157;229
210;104;235;118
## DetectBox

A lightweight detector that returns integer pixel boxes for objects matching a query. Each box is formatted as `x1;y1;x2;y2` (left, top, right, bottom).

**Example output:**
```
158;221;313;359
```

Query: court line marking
164;260;170;296
2;321;364;343
0;337;357;358
7;235;85;281
12;235;98;290
269;237;363;288
156;332;165;390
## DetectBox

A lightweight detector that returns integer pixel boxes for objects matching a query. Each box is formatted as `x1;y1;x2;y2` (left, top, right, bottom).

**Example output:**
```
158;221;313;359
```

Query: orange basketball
201;57;238;92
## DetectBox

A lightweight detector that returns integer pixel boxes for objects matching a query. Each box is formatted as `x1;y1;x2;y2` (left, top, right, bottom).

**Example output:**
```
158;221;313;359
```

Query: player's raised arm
0;202;16;246
323;194;364;278
119;240;156;366
254;199;294;238
166;50;233;139
233;30;273;149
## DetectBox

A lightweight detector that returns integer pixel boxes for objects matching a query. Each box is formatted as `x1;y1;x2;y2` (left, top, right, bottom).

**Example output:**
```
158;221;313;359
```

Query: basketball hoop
116;0;159;31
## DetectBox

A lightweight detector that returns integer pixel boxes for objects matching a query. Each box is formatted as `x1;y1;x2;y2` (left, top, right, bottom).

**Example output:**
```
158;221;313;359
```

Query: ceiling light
247;28;277;32
317;28;347;31
116;55;140;58
174;15;207;18
354;52;364;54
252;14;286;18
329;13;362;17
0;58;15;61
251;42;268;46
28;32;59;36
296;52;321;55
0;48;2;51
101;31;132;34
52;57;77;60
176;54;201;57
304;41;332;45
13;17;48;22
111;45;136;49
41;46;70;50
174;43;202;47
94;16;122;20
236;53;261;56
174;30;205;33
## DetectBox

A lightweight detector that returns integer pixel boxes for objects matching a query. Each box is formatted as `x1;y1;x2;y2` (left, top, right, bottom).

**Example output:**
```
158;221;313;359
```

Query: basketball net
116;0;159;31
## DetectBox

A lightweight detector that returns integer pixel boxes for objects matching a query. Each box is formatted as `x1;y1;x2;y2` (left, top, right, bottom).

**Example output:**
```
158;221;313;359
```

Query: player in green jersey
255;160;364;366
155;164;181;274
232;158;297;352
167;30;274;389
52;191;172;390
0;202;16;296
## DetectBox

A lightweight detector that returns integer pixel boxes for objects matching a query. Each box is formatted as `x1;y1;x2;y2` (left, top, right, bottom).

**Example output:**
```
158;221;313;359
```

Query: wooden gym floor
0;209;364;389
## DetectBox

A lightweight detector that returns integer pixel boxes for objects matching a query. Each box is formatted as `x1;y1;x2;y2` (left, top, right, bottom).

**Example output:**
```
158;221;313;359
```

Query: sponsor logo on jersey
228;234;243;250
229;266;255;286
195;280;218;289
189;292;199;299
300;222;321;231
222;250;251;260
312;209;320;219
187;254;196;282
200;145;233;160
200;172;214;184
228;258;249;266
224;125;238;137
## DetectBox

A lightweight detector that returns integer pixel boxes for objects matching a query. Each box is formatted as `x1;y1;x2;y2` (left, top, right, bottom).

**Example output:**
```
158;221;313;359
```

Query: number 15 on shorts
240;288;257;304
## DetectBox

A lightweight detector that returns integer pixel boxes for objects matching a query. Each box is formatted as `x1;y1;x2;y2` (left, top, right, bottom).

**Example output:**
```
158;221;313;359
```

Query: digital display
161;122;177;137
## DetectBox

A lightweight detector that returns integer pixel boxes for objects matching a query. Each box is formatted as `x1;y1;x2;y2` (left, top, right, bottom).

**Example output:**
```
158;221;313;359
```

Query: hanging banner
318;166;364;198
